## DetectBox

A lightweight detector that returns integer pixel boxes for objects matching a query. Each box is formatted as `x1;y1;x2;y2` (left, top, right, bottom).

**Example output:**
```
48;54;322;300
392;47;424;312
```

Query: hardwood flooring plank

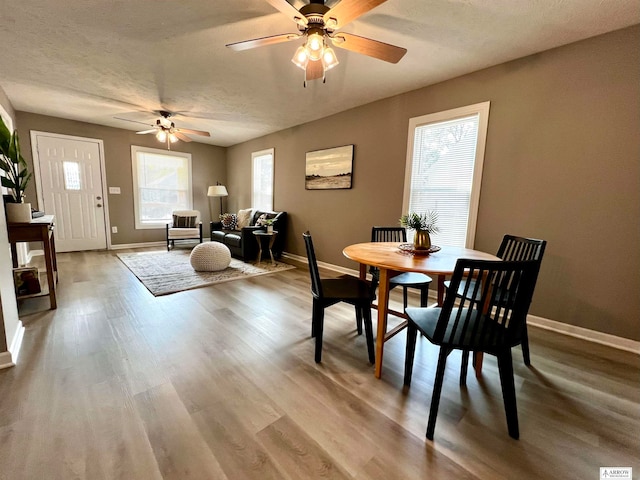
256;415;352;480
192;402;286;480
133;382;229;480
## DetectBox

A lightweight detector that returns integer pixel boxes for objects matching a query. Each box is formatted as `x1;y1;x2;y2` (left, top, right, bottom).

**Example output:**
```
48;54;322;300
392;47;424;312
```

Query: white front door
32;133;107;252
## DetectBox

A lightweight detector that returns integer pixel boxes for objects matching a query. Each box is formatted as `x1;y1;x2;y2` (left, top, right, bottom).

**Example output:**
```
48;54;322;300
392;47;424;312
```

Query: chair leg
427;347;451;440
362;304;375;364
419;285;430;307
355;306;363;335
497;350;519;439
311;299;321;337
403;322;418;387
460;350;469;386
313;302;325;363
521;325;531;366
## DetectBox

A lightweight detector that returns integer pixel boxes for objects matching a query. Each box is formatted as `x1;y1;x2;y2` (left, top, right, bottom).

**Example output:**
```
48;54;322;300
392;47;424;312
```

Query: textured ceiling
1;0;638;147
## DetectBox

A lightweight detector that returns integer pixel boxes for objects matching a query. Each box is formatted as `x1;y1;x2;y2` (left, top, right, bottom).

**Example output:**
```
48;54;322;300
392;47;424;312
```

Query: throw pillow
236;208;253;230
255;213;276;226
220;213;237;230
173;215;197;228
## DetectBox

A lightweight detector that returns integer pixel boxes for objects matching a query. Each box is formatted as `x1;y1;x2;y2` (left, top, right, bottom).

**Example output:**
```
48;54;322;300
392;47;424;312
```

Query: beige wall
15;113;227;245
227;26;640;341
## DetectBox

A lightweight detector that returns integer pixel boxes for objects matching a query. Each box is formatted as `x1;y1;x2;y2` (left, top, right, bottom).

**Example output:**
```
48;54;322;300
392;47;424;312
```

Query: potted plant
399;211;439;250
264;218;275;233
0;117;32;223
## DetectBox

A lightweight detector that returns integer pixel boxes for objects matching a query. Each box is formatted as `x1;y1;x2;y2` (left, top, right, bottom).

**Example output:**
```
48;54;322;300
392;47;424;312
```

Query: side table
7;215;58;309
252;230;278;265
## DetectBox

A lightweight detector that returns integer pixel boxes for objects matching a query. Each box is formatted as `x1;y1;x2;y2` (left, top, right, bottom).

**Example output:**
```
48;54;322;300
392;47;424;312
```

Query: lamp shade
207;185;228;197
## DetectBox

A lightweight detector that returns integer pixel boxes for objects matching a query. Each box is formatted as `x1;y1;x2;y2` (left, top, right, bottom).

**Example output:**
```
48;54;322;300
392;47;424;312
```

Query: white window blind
252;148;274;211
131;146;192;229
403;102;490;247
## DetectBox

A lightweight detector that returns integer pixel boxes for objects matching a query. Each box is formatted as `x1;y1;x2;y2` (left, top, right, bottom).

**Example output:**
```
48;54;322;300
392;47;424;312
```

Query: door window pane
63;161;82;190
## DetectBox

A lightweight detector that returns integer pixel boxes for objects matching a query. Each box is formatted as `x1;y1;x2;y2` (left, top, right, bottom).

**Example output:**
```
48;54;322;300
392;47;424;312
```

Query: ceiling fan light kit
227;0;406;86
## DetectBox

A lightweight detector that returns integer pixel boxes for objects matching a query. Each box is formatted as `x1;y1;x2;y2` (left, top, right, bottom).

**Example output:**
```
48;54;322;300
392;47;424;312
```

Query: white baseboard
109;241;169;250
110;238;212;251
283;252;640;355
9;322;25;365
27;249;44;262
0;321;24;369
527;315;640;354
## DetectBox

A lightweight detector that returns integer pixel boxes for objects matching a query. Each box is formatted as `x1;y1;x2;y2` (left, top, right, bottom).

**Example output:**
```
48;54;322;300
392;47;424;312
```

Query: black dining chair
303;232;375;364
370;227;433;308
445;235;546;367
404;258;539;440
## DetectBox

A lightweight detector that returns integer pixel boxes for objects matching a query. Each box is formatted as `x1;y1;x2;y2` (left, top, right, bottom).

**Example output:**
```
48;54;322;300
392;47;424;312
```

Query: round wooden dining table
343;242;499;378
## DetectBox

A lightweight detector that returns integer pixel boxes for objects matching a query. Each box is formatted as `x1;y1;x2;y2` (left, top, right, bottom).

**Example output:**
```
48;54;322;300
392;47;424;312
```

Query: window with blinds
131;146;192;229
252;148;274;211
402;102;490;248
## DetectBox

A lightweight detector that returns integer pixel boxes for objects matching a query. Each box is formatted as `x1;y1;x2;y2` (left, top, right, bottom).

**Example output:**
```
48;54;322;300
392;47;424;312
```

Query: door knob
97;204;102;208
96;196;102;200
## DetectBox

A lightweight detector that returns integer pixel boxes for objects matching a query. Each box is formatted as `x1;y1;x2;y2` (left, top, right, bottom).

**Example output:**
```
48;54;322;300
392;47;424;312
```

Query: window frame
251;148;275;211
402;101;491;248
131;145;193;230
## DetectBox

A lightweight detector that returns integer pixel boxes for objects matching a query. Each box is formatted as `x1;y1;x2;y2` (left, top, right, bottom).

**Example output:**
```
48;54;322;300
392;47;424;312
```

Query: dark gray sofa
210;209;287;261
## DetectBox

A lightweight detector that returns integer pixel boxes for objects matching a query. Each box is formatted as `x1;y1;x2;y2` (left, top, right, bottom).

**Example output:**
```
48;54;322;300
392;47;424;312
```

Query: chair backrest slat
496;234;547;303
497;235;546;263
371;226;407;243
303;232;323;299
437;259;537;347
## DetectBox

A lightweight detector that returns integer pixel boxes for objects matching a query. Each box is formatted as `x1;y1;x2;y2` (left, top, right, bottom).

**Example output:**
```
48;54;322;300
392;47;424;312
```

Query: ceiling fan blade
175;127;210;137
174;132;192;142
324;0;388;30
332;33;406;63
226;33;300;52
115;116;155;127
264;0;307;26
136;129;157;135
306;59;324;81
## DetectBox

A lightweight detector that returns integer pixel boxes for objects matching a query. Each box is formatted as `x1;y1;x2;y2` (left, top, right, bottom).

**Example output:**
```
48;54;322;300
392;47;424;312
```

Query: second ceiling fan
226;0;407;84
118;111;211;149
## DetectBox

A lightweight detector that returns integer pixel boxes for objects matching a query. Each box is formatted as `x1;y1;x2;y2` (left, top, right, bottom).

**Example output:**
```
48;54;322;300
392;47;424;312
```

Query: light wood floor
1;248;638;479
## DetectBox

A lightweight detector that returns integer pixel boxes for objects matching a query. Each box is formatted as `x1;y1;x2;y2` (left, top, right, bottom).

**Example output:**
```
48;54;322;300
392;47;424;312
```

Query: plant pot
6;202;32;223
266;225;274;234
413;229;431;250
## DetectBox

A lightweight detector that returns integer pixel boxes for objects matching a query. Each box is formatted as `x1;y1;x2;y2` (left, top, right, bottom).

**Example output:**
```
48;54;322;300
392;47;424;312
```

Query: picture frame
305;144;354;190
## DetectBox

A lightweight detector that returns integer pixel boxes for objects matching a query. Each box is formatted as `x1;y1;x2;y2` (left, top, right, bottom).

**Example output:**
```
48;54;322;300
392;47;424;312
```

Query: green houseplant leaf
399;211;440;234
0;117;31;203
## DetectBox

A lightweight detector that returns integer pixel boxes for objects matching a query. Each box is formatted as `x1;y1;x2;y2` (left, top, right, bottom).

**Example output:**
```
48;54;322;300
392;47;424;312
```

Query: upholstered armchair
166;210;203;251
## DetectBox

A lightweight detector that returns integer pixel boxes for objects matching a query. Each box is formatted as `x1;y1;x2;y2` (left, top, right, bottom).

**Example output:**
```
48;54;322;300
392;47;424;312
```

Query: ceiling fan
116;111;210;149
226;0;407;85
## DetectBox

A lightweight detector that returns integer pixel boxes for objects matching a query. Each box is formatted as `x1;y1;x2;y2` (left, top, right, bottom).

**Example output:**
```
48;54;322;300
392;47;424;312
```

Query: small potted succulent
0;117;32;223
399;211;439;250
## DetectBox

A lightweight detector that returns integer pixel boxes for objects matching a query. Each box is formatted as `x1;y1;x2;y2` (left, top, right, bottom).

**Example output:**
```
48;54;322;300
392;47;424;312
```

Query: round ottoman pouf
190;243;231;272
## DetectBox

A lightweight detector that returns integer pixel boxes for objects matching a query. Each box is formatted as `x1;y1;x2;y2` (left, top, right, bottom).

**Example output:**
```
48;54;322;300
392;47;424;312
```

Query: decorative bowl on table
398;243;441;255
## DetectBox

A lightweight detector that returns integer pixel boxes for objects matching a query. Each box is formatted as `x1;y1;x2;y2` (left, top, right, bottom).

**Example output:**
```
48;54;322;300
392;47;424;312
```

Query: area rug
117;250;295;296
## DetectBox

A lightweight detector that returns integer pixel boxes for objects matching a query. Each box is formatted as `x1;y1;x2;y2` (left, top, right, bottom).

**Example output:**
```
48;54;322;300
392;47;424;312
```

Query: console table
7;215;58;309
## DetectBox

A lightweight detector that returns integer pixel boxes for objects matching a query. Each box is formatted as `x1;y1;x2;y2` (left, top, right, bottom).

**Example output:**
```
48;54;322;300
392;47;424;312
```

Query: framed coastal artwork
305;144;354;190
